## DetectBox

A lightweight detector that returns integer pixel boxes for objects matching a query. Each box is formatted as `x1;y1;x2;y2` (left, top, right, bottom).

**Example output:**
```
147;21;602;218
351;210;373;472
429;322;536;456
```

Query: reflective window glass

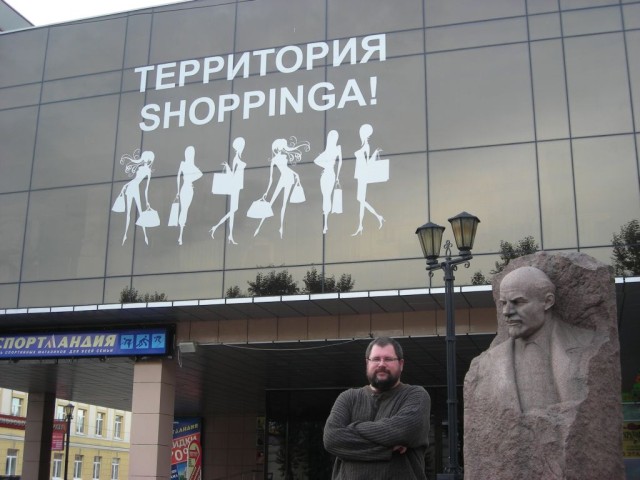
0;285;19;310
123;14;152;69
0;193;28;283
527;0;559;14
0;29;47;88
0;107;38;193
19;279;104;308
149;3;236;64
22;185;111;281
41;71;122;104
425;0;525;26
325;153;427;264
326;259;428;291
530;40;570;140
236;0;325;53
0;84;41;110
33;96;119;189
327;56;427;156
224;161;324;270
427;44;534;150
45;19;127;80
564;33;632;137
328;0;423;39
561;6;621;36
429;144;541;255
426;17;527;53
528;13;561;41
623;4;640;29
129;175;225;275
537;141;578;249
131;271;223;302
560;0;618;10
626;32;640;130
573;135;640;246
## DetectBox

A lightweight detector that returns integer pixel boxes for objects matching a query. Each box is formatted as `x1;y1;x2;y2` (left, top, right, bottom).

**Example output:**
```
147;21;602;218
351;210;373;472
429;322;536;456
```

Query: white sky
7;0;189;26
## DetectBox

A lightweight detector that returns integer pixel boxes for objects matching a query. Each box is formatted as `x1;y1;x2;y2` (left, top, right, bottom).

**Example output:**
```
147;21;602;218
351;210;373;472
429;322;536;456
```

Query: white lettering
276;45;303;74
307;42;329;70
179;60;201;87
203;56;224;83
243;91;266;119
134;65;155;92
227;52;250;80
140;104;161;132
337;78;367;108
155;62;177;90
189;97;216;125
253;48;275;76
163;100;187;128
217;94;240;122
308;82;335;111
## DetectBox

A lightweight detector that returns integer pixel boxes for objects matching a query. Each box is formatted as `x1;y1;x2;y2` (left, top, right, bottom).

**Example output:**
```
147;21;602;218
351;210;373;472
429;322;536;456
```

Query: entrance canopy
0;279;637;416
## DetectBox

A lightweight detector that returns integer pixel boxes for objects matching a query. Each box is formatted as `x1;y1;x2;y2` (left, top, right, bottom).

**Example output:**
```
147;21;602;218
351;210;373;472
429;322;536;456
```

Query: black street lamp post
63;403;74;480
415;212;480;480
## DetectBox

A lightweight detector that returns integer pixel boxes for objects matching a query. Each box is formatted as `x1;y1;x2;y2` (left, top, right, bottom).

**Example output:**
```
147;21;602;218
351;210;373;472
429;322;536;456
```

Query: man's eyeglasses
367;357;400;364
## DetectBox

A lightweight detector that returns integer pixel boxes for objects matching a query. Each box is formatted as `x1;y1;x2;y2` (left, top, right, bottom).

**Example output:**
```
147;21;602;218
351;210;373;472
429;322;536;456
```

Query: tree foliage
247;269;300;296
490;235;539;275
470;235;539;285
226;267;356;297
301;267;354;294
119;286;168;303
225;285;245;298
612;219;640;276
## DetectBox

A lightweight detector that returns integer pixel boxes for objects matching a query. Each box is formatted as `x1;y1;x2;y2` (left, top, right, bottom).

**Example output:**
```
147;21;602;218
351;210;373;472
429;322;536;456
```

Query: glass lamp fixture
448;211;480;253
415;221;445;265
63;403;74;419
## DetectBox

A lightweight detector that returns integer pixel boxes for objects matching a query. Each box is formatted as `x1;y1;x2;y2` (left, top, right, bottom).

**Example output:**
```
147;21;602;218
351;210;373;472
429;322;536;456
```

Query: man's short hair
365;336;404;360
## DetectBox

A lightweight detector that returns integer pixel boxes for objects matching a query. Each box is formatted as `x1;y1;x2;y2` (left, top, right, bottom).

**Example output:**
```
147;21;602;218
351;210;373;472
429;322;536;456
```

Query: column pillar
23;391;56;480
129;357;176;480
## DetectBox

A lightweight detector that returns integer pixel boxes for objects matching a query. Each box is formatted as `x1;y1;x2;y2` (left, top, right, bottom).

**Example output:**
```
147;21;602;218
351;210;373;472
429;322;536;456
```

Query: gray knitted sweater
323;383;431;479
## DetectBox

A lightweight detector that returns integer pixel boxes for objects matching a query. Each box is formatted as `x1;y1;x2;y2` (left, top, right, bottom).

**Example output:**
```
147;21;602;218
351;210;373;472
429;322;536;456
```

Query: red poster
172;418;202;480
51;420;66;451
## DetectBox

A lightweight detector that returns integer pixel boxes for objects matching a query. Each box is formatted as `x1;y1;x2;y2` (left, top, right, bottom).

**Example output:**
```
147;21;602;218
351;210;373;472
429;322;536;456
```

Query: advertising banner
52;420;66;451
172;417;202;480
0;327;172;360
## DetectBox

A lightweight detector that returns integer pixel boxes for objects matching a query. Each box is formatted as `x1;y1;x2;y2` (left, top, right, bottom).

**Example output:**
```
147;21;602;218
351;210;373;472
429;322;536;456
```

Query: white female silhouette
314;130;343;234
353;124;385;236
254;137;310;238
175;145;203;245
209;137;246;244
117;149;155;245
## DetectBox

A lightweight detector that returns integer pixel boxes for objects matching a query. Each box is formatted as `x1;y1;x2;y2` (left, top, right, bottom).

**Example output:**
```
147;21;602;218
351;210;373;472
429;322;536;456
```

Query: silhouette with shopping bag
353;124;387;236
112;149;157;246
251;137;310;239
209;137;247;245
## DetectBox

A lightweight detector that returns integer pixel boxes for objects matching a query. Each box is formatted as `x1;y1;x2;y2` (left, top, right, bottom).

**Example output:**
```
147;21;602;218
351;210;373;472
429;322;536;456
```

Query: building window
96;411;105;436
92;456;101;479
52;453;63;479
111;458;120;480
75;408;86;434
73;454;83;479
56;405;65;420
114;415;123;439
10;397;23;417
5;449;18;475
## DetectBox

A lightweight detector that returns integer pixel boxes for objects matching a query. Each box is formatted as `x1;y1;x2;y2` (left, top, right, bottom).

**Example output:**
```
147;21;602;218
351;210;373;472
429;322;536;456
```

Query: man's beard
368;369;399;391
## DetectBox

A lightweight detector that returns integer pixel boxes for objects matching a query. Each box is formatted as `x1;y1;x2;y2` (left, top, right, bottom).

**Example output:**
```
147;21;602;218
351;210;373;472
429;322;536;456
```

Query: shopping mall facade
0;0;639;478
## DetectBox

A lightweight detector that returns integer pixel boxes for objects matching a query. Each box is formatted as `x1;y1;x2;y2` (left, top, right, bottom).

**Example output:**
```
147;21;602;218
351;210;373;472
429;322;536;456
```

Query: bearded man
323;336;431;479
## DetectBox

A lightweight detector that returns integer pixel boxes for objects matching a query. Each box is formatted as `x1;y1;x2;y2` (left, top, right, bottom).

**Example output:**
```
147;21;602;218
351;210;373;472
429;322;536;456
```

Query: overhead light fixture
178;341;197;354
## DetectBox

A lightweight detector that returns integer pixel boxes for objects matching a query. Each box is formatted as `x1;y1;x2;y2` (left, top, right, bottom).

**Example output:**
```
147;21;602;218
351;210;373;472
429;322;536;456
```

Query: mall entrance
262;387;454;479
